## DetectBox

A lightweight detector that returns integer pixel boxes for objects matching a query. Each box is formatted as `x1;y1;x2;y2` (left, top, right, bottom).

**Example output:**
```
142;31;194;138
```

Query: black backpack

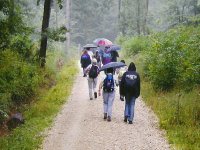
103;74;114;92
124;72;138;93
89;65;99;79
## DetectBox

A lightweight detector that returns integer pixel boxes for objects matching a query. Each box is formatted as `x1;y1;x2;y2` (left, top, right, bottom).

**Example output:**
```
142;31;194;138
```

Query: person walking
85;58;99;100
80;50;91;77
111;51;119;62
120;62;140;124
98;68;116;122
101;46;112;65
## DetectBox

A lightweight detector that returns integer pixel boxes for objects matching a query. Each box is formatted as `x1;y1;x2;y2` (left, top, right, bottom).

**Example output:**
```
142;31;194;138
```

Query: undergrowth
0;61;78;150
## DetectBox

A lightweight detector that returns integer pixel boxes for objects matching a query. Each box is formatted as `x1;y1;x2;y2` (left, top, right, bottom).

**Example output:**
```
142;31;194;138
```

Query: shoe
128;120;133;124
90;98;93;100
83;74;86;77
103;113;107;120
120;95;124;101
124;116;128;122
107;116;111;122
94;92;97;98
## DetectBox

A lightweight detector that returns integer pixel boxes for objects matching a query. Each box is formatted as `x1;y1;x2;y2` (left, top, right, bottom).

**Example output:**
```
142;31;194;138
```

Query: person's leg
103;92;109;119
124;100;129;122
93;78;98;98
129;96;136;122
83;68;86;77
88;78;93;99
107;91;115;121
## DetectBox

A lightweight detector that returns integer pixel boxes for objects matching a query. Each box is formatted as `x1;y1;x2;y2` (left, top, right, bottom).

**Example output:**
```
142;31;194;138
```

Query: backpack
81;54;91;68
81;54;90;61
103;74;114;92
124;72;138;93
89;65;99;79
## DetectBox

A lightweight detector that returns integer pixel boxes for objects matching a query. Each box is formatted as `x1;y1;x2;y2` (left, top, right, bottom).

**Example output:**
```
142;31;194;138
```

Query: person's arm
120;73;126;96
137;73;141;98
98;81;103;96
85;64;91;75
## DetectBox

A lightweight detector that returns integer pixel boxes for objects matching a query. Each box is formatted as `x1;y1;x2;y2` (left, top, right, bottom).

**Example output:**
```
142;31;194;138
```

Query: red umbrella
93;38;113;47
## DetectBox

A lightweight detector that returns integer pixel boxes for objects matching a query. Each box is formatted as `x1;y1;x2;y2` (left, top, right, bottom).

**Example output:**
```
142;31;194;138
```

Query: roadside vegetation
0;50;78;149
118;25;200;150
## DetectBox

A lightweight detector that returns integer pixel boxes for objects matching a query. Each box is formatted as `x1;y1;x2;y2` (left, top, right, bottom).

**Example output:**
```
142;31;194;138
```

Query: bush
143;26;200;91
122;36;149;56
0;50;42;123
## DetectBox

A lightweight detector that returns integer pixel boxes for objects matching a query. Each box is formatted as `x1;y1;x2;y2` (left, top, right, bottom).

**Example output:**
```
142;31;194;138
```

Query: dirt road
42;65;171;150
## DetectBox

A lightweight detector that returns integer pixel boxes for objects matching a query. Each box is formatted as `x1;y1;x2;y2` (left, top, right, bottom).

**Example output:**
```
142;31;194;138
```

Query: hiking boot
103;113;107;120
90;98;93;100
107;116;111;122
128;120;133;124
94;92;97;98
124;116;128;122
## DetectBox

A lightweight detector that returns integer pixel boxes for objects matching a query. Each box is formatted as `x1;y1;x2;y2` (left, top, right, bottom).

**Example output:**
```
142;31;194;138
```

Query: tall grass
142;81;200;150
0;60;78;149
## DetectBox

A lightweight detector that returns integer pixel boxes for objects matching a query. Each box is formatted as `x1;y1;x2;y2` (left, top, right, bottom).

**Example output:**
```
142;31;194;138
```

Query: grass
0;61;78;150
141;80;200;150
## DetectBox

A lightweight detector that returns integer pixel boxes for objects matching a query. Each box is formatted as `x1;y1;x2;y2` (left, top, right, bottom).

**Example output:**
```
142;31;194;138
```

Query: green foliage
121;25;200;149
122;26;200;91
142;81;200;150
0;50;42;123
47;26;68;42
0;61;78;150
144;26;200;91
122;36;149;56
0;0;30;50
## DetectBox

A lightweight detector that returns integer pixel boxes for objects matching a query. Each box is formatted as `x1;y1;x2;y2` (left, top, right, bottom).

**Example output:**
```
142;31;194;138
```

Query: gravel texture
42;65;172;150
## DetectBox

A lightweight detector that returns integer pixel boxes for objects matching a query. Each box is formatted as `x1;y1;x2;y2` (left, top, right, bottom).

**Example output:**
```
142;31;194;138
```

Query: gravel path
42;65;171;150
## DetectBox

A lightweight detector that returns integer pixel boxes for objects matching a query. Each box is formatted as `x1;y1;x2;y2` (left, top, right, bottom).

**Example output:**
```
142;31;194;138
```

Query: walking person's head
128;62;136;71
120;60;125;64
92;58;97;65
105;68;114;74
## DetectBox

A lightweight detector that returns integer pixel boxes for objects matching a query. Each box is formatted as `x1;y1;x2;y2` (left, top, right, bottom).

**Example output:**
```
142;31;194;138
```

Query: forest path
42;63;171;150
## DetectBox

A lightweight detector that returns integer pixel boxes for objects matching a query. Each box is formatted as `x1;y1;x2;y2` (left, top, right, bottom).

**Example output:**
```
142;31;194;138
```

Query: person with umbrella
98;61;126;122
120;62;140;124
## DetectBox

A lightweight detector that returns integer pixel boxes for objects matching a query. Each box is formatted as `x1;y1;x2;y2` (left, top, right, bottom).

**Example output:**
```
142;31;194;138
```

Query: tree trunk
39;0;52;67
118;0;121;20
143;0;149;35
66;0;71;50
136;0;140;35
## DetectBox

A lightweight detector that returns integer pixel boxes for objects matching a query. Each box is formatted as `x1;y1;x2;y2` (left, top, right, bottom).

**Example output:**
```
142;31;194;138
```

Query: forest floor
42;63;172;150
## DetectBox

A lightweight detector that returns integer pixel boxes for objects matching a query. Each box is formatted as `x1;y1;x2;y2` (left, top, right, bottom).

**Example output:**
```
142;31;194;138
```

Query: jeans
103;91;115;117
88;78;98;99
124;95;136;122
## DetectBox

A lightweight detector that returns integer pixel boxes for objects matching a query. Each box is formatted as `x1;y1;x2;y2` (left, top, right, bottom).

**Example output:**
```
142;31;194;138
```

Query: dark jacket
80;53;91;68
120;63;140;98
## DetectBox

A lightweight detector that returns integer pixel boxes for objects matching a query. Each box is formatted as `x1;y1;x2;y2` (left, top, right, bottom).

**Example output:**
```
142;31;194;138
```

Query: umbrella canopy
107;45;121;52
83;44;97;48
93;38;113;47
99;62;126;71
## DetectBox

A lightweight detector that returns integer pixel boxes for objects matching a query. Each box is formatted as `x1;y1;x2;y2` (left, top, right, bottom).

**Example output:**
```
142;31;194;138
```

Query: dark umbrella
83;44;97;48
107;45;121;52
99;62;126;71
